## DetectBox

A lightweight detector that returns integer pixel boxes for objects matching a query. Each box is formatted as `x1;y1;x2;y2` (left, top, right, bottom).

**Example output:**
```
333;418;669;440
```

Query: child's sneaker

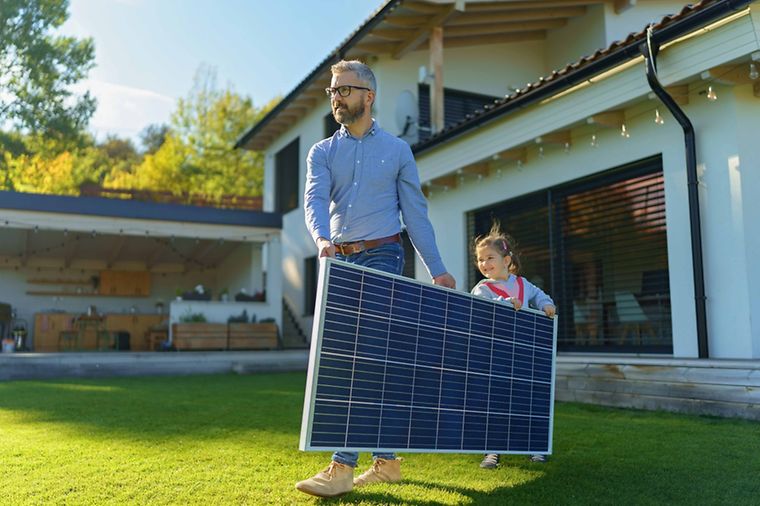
529;454;548;463
479;454;499;468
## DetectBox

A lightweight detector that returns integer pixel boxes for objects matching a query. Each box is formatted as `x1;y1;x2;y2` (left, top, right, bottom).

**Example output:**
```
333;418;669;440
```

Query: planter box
171;322;279;350
228;323;278;350
172;323;227;350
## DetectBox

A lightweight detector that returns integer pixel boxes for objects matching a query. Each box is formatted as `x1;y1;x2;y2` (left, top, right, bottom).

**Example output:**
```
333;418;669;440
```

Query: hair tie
502;240;508;253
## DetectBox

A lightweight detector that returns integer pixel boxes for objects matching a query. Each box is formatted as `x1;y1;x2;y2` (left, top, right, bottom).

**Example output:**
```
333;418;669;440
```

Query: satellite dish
394;90;418;141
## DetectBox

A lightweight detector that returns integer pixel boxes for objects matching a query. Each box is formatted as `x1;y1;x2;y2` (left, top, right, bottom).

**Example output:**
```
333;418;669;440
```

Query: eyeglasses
324;85;371;97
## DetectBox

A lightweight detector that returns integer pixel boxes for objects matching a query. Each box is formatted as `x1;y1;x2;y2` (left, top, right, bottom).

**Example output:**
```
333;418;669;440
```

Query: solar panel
300;258;557;454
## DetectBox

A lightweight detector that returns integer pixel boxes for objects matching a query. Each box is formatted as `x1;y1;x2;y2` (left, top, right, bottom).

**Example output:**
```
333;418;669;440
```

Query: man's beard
332;100;365;125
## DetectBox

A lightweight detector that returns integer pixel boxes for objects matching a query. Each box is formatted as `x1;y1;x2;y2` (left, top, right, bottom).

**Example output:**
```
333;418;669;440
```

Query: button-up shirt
304;121;446;277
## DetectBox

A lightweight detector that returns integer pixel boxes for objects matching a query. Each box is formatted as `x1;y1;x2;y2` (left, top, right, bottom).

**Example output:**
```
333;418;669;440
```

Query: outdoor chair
614;291;654;345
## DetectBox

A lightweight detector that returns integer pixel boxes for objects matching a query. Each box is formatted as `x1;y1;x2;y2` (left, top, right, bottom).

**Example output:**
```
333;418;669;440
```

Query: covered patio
0;190;283;354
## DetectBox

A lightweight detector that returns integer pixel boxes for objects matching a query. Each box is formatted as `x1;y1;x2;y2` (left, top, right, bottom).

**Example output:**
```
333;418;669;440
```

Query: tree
138;123;169;154
106;66;278;200
0;0;96;138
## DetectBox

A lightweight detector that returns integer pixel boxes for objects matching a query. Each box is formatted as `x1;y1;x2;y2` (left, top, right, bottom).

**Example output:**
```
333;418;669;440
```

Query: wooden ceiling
242;0;631;151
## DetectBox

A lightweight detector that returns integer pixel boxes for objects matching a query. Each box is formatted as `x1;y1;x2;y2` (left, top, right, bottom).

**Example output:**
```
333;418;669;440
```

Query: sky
61;0;384;145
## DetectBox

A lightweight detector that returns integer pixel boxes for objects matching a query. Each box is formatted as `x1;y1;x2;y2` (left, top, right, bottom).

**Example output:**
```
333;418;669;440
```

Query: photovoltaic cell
299;258;557;454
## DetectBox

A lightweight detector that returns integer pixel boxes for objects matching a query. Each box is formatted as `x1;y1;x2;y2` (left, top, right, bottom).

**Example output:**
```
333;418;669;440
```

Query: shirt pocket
365;156;397;191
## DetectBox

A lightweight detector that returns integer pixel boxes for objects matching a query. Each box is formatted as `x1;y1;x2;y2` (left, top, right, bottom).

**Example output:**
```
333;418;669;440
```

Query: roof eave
411;0;755;156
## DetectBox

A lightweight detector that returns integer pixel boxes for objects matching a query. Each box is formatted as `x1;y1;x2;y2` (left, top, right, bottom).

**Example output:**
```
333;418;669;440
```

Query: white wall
545;4;607;71
603;1;691;46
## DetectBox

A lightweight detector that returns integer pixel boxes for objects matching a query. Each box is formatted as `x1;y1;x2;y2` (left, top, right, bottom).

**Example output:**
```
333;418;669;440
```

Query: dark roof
237;0;754;155
412;0;755;155
0;191;282;229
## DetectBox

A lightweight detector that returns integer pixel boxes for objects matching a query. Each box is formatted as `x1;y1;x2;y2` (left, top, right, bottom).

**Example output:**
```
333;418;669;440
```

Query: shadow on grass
0;372;307;441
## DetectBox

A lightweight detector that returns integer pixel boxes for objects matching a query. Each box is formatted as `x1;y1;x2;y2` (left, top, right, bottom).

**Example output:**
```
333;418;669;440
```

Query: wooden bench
171;322;279;351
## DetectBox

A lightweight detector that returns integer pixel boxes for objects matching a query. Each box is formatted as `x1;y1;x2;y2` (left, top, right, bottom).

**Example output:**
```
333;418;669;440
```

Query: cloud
72;79;175;142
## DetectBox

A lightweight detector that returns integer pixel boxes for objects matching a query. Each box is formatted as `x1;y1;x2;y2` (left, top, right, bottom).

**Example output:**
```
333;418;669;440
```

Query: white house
237;0;760;419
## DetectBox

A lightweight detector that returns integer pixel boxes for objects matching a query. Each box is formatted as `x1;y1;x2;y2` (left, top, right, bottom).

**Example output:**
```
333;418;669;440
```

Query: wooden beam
392;5;459;59
701;64;757;86
493;147;527;162
430;26;444;135
429;174;459;190
444;31;546;48
463;1;604;11
354;41;399;54
371;28;415;40
587;110;625;128
383;15;430;27
448;7;587;25
461;162;491;178
444;19;567;37
535;131;571;145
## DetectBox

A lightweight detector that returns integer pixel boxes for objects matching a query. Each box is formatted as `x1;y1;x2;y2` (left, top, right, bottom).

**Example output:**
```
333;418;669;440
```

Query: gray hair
330;60;377;91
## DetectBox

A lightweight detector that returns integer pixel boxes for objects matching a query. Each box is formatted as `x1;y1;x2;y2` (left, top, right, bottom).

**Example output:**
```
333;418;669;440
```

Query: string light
654;109;665;125
563;142;571;154
750;63;759;80
620;124;630;138
590;134;598;148
706;85;718;101
538;146;544;158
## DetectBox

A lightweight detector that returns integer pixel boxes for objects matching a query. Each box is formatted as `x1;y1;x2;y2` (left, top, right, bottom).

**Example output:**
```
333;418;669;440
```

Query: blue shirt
304;121;446;277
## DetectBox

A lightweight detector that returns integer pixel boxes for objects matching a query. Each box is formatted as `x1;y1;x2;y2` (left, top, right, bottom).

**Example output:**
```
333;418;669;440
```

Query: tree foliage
105;66;277;200
0;0;96;138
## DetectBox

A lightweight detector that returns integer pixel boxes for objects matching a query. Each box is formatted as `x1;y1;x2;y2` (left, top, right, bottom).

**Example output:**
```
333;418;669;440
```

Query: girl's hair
473;220;521;274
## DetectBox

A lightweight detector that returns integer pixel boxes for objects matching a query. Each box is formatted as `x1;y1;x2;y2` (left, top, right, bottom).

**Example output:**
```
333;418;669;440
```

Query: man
296;60;456;498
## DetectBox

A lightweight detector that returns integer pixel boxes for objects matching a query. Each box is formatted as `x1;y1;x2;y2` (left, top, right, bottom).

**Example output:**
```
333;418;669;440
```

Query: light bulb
655;109;665;125
707;85;717;101
750;63;759;80
590;134;598;147
620;124;630;138
564;142;571;153
538;146;544;158
516;159;523;168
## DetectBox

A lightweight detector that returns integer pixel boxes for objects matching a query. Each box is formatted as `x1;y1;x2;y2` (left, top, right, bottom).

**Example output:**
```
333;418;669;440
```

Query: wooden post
430;26;444;134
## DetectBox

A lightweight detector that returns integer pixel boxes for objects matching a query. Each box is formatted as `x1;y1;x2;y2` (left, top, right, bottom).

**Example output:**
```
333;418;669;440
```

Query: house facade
238;0;760;419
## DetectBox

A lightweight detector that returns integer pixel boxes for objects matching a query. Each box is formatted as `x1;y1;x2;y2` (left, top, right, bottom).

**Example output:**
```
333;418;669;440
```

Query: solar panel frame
300;257;558;454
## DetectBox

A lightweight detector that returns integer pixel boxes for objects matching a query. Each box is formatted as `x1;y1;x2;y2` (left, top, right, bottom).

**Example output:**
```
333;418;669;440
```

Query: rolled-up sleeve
304;143;331;244
396;143;446;278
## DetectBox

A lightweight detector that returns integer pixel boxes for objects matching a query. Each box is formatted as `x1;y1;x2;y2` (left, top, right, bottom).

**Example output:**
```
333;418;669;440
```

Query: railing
79;183;262;211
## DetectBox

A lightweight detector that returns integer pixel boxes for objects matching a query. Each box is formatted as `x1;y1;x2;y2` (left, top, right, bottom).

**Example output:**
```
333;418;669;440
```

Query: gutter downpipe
641;27;708;358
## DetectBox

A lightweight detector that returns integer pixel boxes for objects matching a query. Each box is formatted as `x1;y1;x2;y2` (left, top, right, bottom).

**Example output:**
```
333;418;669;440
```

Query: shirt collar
338;119;378;139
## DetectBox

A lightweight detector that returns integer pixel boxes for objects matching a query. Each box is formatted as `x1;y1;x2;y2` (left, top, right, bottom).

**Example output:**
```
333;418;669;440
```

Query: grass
0;372;758;505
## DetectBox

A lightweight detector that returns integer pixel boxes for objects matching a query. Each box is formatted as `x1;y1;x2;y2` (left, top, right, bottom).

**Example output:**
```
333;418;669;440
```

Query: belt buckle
338;241;363;255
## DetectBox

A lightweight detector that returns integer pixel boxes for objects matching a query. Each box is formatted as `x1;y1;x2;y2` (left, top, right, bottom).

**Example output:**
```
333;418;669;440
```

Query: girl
471;221;556;469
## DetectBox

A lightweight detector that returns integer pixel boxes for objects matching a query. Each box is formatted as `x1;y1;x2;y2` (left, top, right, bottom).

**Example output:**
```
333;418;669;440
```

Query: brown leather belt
334;233;401;255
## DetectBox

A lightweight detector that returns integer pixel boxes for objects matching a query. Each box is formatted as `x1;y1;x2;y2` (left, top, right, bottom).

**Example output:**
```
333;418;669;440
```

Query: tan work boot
353;458;403;487
295;461;353;497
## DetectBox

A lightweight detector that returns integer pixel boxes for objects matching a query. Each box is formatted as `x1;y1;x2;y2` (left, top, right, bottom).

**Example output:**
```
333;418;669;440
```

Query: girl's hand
543;304;556;318
510;298;522;311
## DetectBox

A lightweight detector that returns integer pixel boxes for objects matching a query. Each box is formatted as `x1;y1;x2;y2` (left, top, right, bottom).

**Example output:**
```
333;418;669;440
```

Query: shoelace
324;461;342;479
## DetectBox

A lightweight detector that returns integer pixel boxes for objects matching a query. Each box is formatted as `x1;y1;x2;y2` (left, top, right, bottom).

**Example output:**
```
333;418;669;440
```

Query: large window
274;138;299;213
468;156;671;353
418;84;500;143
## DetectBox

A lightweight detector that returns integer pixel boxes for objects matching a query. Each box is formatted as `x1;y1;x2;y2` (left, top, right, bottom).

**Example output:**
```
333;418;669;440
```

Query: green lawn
0;372;758;505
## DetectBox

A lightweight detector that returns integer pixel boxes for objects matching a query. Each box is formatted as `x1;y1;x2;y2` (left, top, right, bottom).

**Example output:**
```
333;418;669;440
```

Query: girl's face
476;245;512;280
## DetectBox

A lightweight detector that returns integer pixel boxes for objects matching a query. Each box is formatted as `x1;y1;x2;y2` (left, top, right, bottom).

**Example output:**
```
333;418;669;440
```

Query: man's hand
316;237;336;258
432;272;456;289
